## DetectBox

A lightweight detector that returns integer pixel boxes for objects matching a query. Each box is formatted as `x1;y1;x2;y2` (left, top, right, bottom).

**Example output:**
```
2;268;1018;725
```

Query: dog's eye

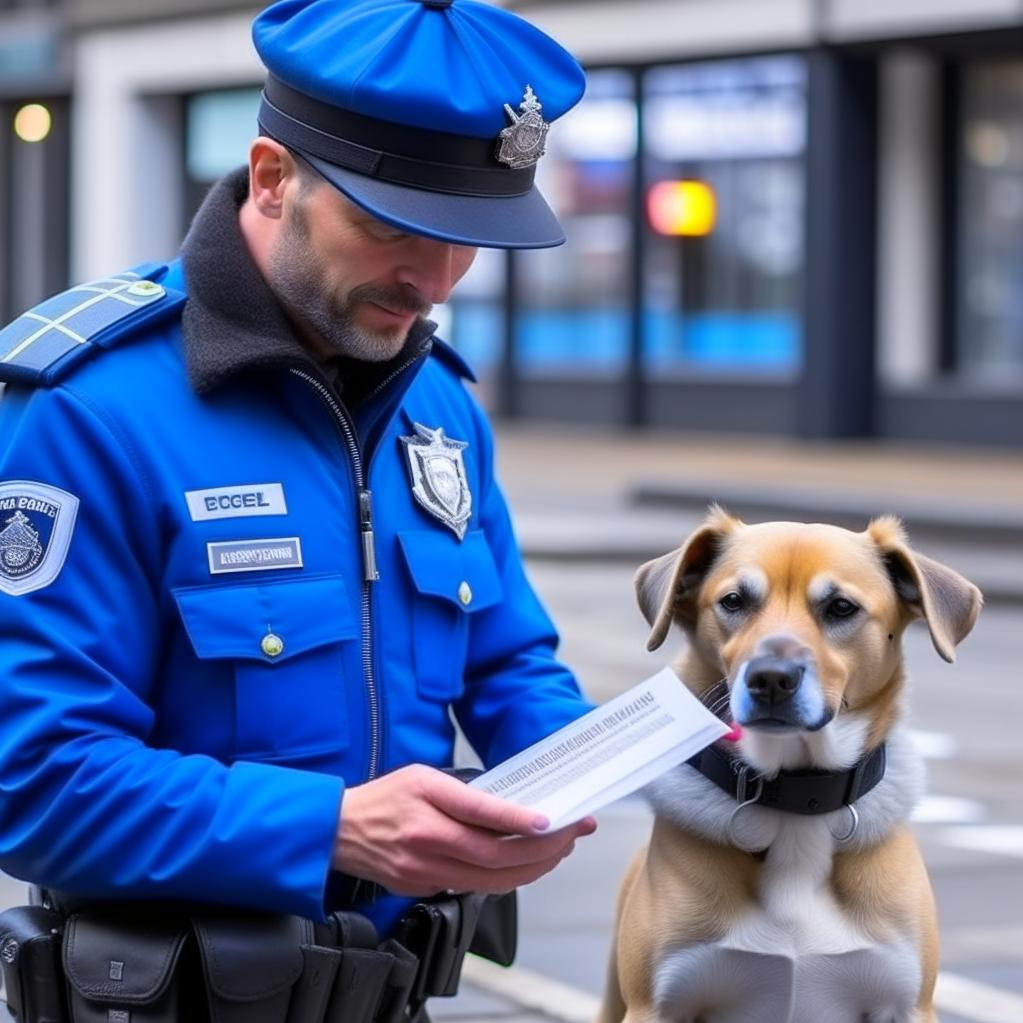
718;592;745;613
826;597;860;619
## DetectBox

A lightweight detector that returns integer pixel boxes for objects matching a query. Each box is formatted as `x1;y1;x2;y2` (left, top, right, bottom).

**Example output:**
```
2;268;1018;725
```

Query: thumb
429;774;549;836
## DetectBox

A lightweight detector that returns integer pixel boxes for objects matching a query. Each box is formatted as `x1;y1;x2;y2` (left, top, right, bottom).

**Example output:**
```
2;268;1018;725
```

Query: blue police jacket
0;171;590;929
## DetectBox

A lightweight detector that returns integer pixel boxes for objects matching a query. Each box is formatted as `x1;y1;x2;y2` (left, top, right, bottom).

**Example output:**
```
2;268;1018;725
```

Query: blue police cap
252;0;585;249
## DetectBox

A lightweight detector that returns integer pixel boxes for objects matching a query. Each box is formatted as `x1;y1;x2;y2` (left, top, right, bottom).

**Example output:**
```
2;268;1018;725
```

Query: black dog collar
686;741;887;815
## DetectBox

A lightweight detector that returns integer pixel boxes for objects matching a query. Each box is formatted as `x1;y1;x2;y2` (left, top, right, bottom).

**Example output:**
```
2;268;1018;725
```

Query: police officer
0;0;596;948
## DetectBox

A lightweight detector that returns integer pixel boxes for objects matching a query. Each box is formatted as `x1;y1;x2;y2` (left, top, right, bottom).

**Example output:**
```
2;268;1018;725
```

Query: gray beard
267;206;431;363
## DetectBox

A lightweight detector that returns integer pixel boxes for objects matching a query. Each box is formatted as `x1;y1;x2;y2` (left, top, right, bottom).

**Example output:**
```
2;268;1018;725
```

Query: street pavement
433;423;1023;1023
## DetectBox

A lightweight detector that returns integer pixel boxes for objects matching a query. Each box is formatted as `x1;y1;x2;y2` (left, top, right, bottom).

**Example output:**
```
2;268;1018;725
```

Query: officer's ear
248;138;299;220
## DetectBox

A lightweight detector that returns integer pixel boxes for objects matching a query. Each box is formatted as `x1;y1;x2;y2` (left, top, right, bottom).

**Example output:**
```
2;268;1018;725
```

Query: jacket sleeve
452;402;595;768
0;383;343;920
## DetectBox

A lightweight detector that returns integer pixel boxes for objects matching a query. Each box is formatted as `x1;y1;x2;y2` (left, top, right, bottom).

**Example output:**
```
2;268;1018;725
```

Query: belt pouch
62;913;189;1023
328;912;378;951
323;947;393;1023
0;905;67;1023
372;940;417;1023
193;914;306;1023
469;892;516;967
284;945;341;1023
393;903;443;1007
400;896;480;1002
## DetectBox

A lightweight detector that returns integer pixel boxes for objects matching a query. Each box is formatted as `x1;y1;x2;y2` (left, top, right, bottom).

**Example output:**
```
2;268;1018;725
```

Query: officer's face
267;174;478;362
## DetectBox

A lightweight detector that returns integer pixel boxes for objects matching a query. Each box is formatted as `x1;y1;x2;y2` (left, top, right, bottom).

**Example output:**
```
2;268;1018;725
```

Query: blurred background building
2;0;1022;445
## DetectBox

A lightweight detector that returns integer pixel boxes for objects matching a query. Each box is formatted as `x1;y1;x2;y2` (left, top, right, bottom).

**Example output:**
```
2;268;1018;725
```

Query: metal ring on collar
831;803;860;844
726;767;765;850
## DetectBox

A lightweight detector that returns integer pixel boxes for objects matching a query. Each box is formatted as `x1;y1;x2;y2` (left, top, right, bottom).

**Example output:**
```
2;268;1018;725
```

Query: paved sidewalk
494;422;1023;603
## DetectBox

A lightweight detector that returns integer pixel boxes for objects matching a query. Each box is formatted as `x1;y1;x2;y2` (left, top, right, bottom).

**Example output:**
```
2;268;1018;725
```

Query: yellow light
647;180;717;237
13;104;52;144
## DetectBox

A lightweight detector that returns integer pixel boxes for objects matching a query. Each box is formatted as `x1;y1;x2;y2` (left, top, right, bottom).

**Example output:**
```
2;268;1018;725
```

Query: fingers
426;772;550;836
387;841;578;897
333;764;596;898
422;817;580;871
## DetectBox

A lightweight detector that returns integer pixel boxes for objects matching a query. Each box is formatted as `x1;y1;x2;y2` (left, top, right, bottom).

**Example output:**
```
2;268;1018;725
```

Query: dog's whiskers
701;678;733;722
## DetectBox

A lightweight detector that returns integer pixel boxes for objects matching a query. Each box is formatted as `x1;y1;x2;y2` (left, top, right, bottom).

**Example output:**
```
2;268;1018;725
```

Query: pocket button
261;632;285;658
458;581;473;607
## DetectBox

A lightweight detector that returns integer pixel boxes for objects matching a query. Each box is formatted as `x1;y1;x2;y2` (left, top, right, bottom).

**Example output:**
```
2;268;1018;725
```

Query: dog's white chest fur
645;727;925;1022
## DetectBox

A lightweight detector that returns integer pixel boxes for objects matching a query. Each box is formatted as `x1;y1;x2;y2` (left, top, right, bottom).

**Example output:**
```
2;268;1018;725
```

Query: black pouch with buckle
0;905;67;1023
193;913;307;1023
62;912;191;1023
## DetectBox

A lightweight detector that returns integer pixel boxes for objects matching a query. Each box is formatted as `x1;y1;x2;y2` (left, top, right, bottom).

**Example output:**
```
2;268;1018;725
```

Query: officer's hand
333;764;596;896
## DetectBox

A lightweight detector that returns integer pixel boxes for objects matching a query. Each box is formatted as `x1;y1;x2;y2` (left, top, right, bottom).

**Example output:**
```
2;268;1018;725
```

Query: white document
469;667;730;828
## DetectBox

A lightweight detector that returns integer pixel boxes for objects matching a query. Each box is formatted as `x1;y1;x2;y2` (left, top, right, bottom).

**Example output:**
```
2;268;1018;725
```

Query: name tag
207;537;303;575
186;483;287;521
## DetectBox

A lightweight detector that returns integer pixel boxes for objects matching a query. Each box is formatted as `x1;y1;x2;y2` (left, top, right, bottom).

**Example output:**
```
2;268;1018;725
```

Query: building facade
2;0;1022;445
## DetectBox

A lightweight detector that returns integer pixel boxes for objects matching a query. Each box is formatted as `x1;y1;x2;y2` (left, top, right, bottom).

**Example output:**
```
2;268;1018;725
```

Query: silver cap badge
401;424;472;540
496;85;549;170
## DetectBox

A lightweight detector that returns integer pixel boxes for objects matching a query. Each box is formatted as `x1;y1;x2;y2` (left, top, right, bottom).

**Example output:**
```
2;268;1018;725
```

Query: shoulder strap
0;263;186;388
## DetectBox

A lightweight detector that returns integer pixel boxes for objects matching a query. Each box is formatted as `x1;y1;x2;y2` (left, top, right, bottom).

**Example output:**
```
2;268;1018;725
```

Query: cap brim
299;149;565;249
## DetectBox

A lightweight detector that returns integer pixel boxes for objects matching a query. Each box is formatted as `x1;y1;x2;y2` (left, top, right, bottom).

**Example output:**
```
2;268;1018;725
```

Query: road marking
912;795;986;824
462;957;599;1023
935;972;1023;1023
939;826;1023;859
463;959;1023;1023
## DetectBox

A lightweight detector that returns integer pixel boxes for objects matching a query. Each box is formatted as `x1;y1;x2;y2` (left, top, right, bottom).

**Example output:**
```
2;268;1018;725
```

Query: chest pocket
173;574;357;761
398;530;503;701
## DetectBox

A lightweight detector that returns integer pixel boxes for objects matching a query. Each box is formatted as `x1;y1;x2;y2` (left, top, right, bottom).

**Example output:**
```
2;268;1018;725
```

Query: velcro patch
0;481;79;596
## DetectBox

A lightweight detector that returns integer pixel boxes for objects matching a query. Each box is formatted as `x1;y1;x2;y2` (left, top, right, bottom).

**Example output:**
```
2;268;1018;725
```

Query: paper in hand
469;667;730;829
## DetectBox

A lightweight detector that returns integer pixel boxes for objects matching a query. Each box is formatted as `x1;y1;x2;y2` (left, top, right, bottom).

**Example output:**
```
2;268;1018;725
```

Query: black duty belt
0;890;517;1023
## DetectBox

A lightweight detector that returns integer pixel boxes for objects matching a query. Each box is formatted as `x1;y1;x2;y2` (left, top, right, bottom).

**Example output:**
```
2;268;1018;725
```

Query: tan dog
599;508;982;1023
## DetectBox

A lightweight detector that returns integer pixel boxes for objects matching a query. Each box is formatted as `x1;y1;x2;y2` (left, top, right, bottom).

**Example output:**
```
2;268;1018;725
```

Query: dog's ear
635;505;741;652
868;515;983;663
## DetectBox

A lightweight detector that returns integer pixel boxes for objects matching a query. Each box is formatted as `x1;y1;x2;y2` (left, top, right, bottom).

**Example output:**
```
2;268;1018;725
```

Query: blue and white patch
207;537;303;575
0;481;79;596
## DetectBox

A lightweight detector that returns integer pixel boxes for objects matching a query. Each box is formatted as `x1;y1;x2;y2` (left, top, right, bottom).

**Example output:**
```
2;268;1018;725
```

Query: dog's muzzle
732;650;834;731
741;656;807;727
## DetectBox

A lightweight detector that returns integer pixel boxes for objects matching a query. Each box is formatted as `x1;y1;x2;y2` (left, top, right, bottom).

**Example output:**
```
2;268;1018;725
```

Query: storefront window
514;70;638;377
643;56;805;375
185;87;261;217
958;60;1023;383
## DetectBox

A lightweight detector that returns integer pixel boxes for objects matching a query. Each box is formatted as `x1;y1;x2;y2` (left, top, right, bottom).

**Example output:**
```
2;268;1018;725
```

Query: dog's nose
744;656;804;704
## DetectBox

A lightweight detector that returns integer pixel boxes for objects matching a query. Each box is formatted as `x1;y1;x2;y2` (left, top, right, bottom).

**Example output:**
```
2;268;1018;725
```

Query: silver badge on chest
401;424;472;540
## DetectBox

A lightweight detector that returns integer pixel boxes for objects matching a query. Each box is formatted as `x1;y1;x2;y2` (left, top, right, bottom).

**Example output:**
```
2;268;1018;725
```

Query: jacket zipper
289;368;382;780
361;341;430;406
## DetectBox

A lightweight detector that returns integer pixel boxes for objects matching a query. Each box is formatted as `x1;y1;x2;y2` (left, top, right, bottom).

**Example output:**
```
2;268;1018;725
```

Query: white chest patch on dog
645;721;926;1022
653;940;920;1023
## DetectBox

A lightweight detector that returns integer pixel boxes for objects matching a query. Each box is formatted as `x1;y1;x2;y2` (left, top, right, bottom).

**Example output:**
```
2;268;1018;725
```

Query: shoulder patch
430;337;478;383
0;264;186;388
0;481;79;596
